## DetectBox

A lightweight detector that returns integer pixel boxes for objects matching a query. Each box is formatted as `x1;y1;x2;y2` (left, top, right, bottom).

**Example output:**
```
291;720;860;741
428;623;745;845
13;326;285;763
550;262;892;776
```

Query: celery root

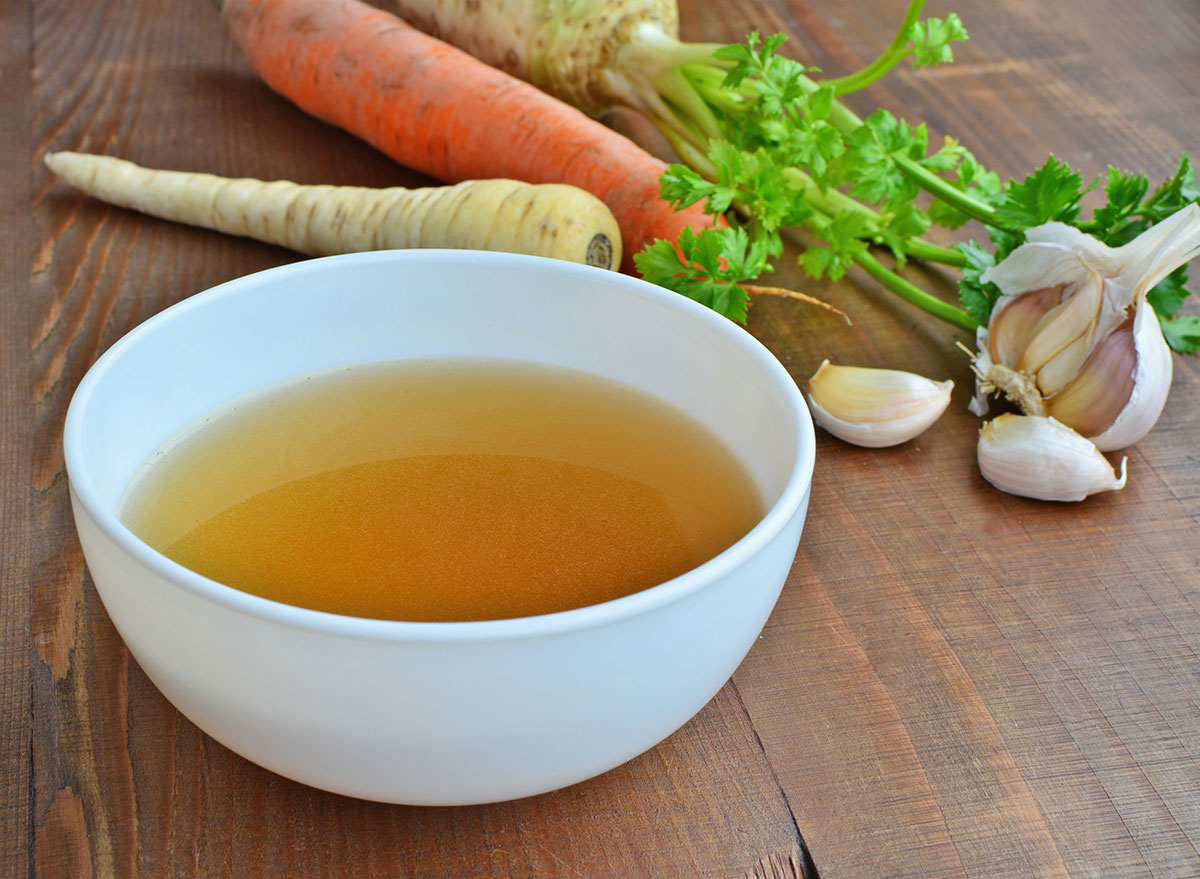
43;151;622;269
392;0;686;117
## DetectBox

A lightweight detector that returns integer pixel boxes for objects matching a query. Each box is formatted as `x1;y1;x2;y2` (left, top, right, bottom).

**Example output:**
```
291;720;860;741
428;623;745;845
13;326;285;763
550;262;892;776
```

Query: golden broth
121;359;763;622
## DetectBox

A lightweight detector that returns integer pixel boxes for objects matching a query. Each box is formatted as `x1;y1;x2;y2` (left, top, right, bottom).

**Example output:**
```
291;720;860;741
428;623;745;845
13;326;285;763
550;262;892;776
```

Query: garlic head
805;360;953;448
977;413;1127;502
969;203;1200;449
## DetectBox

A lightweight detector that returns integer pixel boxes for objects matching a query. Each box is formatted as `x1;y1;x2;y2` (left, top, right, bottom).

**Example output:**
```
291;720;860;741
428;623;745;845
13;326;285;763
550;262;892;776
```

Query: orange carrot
218;0;715;273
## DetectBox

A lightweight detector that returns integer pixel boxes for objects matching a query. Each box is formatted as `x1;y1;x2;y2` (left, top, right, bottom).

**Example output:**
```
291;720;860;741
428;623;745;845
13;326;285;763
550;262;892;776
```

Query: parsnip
43;151;622;269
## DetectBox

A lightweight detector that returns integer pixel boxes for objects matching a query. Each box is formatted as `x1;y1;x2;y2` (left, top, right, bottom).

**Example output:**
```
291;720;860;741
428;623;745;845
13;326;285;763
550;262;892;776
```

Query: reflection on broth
121;359;762;621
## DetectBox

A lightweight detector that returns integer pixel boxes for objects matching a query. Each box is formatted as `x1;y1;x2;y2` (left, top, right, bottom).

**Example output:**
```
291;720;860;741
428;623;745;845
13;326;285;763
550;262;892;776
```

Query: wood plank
1;2;35;878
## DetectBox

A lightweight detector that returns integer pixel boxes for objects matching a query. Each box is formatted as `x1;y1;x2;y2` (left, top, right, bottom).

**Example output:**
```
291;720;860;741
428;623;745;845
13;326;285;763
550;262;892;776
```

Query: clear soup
121;359;762;622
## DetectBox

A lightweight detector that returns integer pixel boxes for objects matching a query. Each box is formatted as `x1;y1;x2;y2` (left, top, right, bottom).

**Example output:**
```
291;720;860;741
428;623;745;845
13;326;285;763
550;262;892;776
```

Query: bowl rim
64;249;815;643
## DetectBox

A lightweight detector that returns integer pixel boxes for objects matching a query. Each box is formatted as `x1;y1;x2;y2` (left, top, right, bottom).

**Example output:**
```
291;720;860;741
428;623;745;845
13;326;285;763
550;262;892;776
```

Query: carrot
217;0;714;274
44;151;622;268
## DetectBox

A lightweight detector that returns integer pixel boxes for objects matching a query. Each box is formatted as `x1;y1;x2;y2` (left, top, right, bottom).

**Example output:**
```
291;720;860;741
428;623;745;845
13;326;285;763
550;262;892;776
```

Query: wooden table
5;0;1199;876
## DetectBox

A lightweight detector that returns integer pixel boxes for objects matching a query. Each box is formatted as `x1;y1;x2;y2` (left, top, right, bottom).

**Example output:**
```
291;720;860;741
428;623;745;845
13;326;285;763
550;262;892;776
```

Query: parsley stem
681;63;745;114
819;0;927;96
907;237;968;267
654;67;726;145
782;168;968;267
893;155;998;225
794;74;1000;227
662;129;718;180
854;251;980;332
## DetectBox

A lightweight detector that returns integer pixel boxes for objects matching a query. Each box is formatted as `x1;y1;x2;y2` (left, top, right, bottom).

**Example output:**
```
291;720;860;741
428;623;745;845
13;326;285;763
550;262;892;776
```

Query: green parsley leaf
782;121;844;179
714;32;782;89
993;155;1092;230
800;213;871;281
1147;264;1192;320
1160;314;1200;354
907;13;969;68
633;226;770;323
1141;154;1200;223
917;140;1002;229
1090;166;1150;245
837;109;923;207
953;239;1002;325
876;203;931;266
956;151;1003;199
657;162;716;211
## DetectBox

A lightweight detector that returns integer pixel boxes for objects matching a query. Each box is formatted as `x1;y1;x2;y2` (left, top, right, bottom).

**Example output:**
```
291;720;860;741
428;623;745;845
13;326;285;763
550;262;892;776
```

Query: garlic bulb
805;360;953;448
977;413;1127;502
969;203;1200;449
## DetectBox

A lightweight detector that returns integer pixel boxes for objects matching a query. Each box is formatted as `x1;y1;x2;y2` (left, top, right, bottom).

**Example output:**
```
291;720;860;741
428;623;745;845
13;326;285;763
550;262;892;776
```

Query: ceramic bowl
64;249;815;805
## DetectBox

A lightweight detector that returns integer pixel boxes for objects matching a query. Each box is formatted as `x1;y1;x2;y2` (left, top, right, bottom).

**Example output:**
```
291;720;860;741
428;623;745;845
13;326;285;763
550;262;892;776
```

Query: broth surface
121;359;762;621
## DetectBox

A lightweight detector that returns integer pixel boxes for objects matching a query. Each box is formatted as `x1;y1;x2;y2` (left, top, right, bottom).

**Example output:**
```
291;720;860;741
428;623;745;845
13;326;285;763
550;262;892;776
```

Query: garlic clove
805;360;953;448
1045;292;1173;451
1013;270;1105;395
977;413;1127;502
1081;291;1173;451
1045;315;1136;439
986;285;1062;367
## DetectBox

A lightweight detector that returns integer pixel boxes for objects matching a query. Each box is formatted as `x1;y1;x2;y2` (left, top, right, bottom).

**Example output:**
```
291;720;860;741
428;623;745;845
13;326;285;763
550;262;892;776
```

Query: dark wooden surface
6;0;1200;876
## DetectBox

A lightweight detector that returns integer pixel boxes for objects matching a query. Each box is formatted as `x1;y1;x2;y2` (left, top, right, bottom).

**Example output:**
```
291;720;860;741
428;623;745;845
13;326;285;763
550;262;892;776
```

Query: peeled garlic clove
805;360;953;448
1013;271;1104;387
977;413;1127;502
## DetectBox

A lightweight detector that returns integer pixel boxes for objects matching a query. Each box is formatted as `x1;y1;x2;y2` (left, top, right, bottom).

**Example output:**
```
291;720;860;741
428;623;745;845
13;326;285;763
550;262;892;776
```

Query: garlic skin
977;413;1128;502
805;360;953;448
969;203;1200;448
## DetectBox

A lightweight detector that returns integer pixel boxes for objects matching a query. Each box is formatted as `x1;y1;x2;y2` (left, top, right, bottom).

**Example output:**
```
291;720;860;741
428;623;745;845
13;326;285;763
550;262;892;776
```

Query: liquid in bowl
120;358;764;622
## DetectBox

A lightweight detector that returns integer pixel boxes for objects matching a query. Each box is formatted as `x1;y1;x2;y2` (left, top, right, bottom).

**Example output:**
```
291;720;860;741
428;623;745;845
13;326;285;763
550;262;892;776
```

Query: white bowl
64;250;815;805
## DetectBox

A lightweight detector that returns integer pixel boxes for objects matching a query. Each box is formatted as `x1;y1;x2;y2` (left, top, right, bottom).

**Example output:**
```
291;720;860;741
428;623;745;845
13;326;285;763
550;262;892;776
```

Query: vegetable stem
894;155;997;225
819;0;927;96
653;67;726;144
621;9;983;328
906;237;968;267
854;251;979;332
796;73;998;226
782;169;969;267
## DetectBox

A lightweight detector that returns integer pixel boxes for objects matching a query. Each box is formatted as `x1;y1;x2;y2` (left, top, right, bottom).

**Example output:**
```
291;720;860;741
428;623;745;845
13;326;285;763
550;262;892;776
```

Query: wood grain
7;0;1200;877
2;1;33;876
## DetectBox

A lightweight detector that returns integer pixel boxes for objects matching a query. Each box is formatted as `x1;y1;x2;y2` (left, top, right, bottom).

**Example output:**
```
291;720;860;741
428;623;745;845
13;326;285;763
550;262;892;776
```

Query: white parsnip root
43;151;622;269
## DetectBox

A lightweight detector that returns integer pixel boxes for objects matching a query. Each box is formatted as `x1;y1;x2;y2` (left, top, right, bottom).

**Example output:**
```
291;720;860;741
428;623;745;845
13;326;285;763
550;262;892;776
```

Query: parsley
1161;315;1200;353
992;156;1091;230
1090;166;1150;243
952;239;1001;327
633;226;769;323
631;0;1199;352
1147;264;1200;355
908;14;969;68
